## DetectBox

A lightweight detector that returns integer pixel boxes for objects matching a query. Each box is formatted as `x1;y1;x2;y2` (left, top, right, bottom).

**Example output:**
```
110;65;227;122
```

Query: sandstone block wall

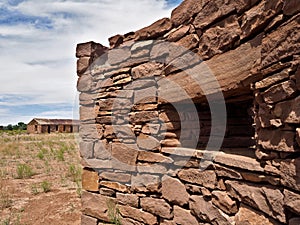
76;0;300;224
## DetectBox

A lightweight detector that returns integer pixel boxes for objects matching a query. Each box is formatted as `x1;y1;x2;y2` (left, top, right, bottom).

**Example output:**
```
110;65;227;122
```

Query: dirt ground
0;132;81;225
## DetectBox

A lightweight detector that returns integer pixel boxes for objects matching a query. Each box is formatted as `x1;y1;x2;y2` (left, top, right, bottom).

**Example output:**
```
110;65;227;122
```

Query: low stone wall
77;0;300;224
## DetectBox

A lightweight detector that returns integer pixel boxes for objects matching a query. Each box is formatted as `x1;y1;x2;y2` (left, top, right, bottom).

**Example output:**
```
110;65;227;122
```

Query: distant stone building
27;118;80;134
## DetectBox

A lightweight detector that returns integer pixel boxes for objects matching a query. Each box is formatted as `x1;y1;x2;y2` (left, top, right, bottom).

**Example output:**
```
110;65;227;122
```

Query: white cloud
0;0;179;125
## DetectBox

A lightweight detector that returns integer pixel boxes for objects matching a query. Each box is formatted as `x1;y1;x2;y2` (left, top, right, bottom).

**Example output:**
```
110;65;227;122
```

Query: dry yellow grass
0;132;81;225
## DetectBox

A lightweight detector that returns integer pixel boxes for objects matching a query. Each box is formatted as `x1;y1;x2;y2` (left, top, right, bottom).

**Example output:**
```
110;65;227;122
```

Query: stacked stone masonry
77;0;300;224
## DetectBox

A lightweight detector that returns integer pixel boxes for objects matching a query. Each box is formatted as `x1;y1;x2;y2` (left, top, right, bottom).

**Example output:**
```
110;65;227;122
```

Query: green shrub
16;164;34;179
41;181;51;193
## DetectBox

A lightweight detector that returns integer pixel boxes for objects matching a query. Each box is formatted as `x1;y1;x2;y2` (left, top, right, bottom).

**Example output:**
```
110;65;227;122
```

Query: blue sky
0;0;182;125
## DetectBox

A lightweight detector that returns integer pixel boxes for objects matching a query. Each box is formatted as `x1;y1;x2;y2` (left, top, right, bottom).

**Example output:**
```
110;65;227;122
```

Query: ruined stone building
27;118;80;134
77;0;300;224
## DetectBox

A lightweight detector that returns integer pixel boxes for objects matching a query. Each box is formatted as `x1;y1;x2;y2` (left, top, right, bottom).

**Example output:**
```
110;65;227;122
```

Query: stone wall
76;0;300;224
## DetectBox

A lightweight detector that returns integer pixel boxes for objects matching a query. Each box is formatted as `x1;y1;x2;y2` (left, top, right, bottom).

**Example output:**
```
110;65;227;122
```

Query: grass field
0;132;81;225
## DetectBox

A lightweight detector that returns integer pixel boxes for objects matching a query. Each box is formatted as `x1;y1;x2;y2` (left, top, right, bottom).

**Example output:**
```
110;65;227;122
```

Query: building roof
28;118;80;126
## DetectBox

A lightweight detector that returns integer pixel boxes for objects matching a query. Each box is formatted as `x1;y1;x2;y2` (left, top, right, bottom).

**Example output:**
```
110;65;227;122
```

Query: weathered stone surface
107;47;131;65
284;189;300;215
99;188;115;197
77;57;91;75
176;34;199;50
134;86;157;104
131;62;163;79
296;65;300;90
82;191;114;221
80;105;97;121
214;164;242;179
100;172;131;183
134;18;172;41
82;169;99;192
212;191;238;215
109;34;124;48
263;80;297;104
111;143;138;166
198;15;241;59
131;40;153;52
273;96;300;123
140;197;172;219
258;128;295;152
100;181;128;193
162;176;189;206
235;205;280;225
173;205;198;225
138;151;173;163
77;74;94;92
79;141;94;159
131;174;160;192
193;0;236;29
226;181;285;222
178;169;217;189
79;124;103;141
280;158;300;191
167;25;190;42
116;193;139;208
214;152;264;172
190;195;231;225
119;205;157;225
170;0;204;26
296;128;300;146
81;214;98;225
289;217;300;225
241;172;280;185
122;218;143;225
261;15;300;68
93;140;111;159
129;111;158;124
137;163;167;174
160;139;181;147
283;0;300;15
255;70;289;89
76;41;107;58
82;158;112;169
240;0;283;39
137;134;160;150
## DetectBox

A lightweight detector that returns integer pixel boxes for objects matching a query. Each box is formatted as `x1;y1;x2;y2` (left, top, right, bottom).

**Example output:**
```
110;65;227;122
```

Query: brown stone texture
226;181;285;222
178;169;217;189
284;189;300;215
82;191;114;222
111;143;138;166
212;191;238;215
235;205;280;225
261;15;300;69
257;129;295;152
140;197;172;219
263;80;297;104
273;96;300;123
116;193;139;208
214;153;263;172
280;158;300;192
161;176;189;206
190;195;231;225
82;169;99;192
77;0;300;224
134;18;173;41
81;214;98;225
173;205;198;225
119;205;157;225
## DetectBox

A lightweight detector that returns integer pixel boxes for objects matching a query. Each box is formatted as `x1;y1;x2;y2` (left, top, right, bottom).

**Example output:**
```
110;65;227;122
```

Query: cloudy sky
0;0;182;125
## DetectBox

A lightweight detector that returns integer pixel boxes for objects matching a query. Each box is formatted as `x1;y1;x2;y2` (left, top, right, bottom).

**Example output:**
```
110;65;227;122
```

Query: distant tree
6;124;13;130
17;122;27;130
